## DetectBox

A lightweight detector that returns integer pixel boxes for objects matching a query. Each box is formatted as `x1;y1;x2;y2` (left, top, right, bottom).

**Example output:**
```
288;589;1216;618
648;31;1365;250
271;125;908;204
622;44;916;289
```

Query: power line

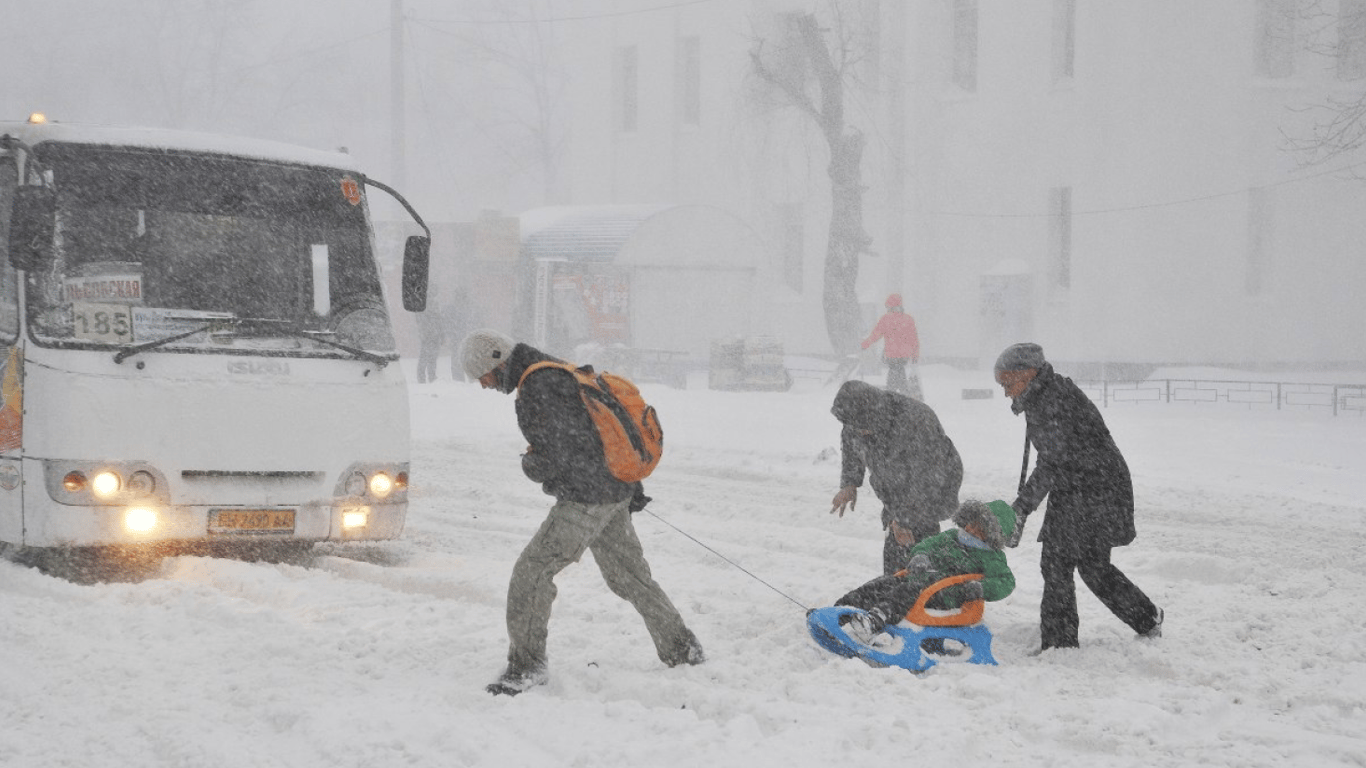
928;156;1366;219
218;29;388;77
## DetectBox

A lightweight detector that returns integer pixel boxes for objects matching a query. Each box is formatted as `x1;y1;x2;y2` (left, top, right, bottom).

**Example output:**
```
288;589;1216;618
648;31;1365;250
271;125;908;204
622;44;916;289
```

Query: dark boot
486;662;548;696
661;629;706;668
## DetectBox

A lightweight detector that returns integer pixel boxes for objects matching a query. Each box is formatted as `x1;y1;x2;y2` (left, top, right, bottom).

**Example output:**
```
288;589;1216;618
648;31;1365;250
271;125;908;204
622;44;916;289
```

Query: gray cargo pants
504;496;691;670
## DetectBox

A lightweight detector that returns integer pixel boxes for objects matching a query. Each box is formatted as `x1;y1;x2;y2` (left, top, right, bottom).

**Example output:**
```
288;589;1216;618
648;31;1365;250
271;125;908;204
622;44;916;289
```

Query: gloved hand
628;483;651;513
521;450;551;483
1006;500;1029;548
905;553;932;573
959;581;985;602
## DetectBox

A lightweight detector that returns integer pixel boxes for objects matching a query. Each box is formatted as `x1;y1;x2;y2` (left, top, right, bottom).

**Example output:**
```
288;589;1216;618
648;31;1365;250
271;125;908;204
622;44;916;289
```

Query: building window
1255;0;1296;78
678;36;701;126
617;46;639;132
1247;187;1273;296
952;0;978;92
1049;186;1072;291
778;203;804;293
1051;0;1075;83
1339;0;1366;80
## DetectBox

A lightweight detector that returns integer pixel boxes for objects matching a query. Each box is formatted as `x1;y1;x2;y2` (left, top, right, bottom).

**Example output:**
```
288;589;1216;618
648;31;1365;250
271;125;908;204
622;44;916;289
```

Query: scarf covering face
956;529;989;549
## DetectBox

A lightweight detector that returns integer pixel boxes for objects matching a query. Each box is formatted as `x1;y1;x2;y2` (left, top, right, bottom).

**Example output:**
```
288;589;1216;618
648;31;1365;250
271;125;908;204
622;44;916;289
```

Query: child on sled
833;499;1017;647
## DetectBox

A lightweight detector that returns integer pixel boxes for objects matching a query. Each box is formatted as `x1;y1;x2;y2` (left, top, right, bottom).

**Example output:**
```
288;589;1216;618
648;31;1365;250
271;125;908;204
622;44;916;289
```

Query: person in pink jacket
862;293;922;399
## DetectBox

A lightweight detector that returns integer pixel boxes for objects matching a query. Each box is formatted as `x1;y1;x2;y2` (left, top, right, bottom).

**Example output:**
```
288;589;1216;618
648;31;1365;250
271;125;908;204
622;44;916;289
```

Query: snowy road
3;365;1365;767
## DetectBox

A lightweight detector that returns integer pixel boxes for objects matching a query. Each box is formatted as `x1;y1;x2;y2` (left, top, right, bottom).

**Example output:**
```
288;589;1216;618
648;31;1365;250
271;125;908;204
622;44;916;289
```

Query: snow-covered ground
3;362;1365;768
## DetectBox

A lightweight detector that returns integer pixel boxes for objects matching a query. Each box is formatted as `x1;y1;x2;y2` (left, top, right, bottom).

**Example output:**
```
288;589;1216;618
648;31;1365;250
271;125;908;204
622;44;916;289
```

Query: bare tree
1282;1;1366;170
132;0;269;132
409;1;568;205
751;10;871;356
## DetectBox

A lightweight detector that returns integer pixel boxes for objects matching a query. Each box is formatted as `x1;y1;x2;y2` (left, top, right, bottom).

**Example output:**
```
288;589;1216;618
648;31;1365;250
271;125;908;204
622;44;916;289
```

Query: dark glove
627;483;651;513
959;581;985;602
905;553;932;573
521;450;551;483
1006;500;1029;548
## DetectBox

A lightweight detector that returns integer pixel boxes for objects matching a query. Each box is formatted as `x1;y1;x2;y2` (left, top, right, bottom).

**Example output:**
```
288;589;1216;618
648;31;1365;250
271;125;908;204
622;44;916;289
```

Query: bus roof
0;119;362;173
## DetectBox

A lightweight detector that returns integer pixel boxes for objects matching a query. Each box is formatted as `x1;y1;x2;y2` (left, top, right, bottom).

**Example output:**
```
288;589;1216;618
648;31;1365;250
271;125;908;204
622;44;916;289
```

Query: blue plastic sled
807;574;999;672
807;606;998;671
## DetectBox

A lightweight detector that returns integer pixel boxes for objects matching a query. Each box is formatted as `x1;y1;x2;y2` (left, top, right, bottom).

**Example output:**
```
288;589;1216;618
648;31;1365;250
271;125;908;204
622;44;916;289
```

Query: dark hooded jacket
832;380;963;533
1012;362;1136;553
495;343;638;505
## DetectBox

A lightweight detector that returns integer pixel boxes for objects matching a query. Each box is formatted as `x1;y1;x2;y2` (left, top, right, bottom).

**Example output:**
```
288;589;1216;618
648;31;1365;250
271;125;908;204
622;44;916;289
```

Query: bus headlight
342;508;369;529
335;463;408;503
92;471;121;498
124;507;158;533
368;472;393;498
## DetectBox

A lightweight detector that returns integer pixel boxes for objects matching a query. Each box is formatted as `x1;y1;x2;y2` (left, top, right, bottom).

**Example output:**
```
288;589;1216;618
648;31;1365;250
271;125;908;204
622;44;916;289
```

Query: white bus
0;115;430;557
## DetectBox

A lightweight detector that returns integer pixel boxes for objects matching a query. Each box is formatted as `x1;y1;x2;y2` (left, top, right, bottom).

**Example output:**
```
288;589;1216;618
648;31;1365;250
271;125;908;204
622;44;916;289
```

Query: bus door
0;157;24;543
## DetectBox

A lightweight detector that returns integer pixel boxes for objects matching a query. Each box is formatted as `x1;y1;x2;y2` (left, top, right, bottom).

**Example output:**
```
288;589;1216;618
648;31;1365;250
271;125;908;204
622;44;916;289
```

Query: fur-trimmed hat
953;499;1009;550
461;329;515;379
993;342;1046;373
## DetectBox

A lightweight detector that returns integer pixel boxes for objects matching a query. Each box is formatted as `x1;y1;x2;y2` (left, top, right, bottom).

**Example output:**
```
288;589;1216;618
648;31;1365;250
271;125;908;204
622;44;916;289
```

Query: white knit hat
461;329;515;379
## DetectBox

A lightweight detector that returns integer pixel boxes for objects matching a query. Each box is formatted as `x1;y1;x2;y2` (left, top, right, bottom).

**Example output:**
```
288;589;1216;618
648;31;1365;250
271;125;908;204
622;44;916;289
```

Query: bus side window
0;161;19;343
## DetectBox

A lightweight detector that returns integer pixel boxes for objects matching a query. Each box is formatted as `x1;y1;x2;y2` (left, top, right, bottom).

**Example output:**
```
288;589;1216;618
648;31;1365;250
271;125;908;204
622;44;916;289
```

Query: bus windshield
27;144;395;356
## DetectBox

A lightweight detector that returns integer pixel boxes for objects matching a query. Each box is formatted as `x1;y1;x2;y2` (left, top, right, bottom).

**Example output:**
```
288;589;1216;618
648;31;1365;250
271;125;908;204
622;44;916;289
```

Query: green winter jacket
895;500;1016;607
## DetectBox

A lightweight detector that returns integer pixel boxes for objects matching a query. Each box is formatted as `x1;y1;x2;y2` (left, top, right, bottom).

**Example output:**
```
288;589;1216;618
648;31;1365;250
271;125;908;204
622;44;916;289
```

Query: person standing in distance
994;342;1164;651
830;379;963;575
414;288;444;383
861;293;922;399
461;330;704;696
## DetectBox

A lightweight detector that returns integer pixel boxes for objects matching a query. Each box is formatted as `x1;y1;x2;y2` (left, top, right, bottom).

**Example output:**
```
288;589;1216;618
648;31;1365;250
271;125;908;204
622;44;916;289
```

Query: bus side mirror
8;185;55;272
401;235;430;312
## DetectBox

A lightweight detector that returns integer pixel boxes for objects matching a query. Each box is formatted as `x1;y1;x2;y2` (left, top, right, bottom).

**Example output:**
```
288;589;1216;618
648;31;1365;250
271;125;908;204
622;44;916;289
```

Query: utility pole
885;1;907;294
390;0;406;188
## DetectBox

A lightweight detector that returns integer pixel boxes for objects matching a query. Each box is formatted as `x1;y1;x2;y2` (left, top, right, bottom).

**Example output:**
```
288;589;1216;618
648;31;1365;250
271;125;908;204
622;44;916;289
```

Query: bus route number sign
72;302;134;344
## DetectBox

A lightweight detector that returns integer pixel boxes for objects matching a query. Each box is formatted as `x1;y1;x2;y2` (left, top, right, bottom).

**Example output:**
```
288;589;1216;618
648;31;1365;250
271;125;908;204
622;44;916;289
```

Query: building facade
547;0;1366;369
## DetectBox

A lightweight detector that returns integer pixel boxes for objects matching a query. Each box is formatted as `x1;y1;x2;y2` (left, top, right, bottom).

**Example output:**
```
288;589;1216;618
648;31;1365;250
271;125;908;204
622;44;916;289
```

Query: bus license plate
210;509;296;533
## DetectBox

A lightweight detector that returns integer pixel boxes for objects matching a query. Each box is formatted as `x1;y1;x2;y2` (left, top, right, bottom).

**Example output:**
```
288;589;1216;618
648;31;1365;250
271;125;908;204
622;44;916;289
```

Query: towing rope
644;508;811;612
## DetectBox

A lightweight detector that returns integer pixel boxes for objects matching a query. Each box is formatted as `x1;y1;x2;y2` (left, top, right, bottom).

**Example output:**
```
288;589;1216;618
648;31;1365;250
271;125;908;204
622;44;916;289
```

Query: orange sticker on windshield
340;176;362;206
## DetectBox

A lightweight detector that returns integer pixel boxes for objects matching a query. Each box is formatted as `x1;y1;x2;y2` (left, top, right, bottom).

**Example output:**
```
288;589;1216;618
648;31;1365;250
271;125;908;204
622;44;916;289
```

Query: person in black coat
830;380;964;575
994;342;1163;651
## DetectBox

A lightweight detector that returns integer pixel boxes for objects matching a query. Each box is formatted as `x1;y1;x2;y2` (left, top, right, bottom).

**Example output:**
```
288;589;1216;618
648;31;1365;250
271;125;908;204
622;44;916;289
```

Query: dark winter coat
496;343;638;505
1012;363;1136;554
833;380;963;534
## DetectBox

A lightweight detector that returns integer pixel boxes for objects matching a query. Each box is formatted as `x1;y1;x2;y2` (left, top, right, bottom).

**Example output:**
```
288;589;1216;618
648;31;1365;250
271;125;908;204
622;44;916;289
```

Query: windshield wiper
228;319;392;368
112;319;232;364
113;317;392;367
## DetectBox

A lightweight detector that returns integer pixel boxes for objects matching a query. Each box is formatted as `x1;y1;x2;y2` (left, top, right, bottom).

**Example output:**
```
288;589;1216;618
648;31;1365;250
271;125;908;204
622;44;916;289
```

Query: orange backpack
518;361;663;483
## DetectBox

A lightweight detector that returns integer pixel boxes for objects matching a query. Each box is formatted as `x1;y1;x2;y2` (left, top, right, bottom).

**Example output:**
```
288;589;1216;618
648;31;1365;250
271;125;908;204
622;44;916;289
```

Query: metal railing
1076;379;1366;416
